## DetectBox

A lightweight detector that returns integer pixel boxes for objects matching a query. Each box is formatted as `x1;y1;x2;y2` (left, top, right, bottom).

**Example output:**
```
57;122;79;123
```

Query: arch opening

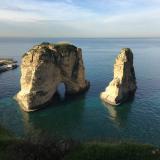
57;82;66;100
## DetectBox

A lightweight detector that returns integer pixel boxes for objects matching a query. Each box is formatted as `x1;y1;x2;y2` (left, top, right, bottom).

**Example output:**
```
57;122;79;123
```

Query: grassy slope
65;142;160;160
0;125;160;160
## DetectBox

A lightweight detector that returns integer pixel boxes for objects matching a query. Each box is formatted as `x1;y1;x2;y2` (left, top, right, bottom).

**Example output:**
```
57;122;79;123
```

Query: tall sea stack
100;48;137;105
16;42;89;112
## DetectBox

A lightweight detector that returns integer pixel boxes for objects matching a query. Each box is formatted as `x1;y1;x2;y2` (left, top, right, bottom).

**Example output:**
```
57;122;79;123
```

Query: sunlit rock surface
16;42;89;112
100;48;137;105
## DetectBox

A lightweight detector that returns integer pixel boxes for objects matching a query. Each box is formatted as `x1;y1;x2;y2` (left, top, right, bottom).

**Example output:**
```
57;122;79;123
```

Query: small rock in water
0;58;18;73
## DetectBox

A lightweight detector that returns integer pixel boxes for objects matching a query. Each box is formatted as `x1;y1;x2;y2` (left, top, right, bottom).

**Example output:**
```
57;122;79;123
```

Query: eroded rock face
16;42;89;112
100;48;136;105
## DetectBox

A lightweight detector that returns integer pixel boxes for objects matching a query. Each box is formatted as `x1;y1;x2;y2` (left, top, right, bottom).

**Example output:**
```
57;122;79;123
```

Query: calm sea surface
0;38;160;145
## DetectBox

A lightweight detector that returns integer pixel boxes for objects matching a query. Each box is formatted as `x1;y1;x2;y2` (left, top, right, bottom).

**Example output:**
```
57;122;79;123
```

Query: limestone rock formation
100;48;137;105
16;42;89;112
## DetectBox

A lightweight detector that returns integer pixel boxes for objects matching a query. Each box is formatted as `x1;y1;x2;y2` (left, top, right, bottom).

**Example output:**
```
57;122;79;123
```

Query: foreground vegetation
0;125;160;160
65;142;160;160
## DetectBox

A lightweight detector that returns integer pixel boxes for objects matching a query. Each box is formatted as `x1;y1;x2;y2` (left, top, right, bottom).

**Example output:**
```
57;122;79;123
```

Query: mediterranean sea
0;37;160;145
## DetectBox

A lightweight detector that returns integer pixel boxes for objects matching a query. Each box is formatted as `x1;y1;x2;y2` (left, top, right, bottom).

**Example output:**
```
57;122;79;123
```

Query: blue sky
0;0;160;37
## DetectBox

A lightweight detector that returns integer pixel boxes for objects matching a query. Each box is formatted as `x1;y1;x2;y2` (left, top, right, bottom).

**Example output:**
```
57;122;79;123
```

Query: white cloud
0;0;160;37
0;0;98;22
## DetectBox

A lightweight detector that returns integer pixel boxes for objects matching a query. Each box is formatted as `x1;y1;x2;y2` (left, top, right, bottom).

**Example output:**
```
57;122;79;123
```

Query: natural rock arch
16;42;90;112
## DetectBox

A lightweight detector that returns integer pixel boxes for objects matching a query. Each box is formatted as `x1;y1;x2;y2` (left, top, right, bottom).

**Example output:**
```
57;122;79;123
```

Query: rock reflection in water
103;98;134;128
20;92;87;138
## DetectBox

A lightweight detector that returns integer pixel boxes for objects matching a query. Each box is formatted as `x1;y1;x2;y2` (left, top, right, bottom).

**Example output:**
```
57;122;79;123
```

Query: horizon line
1;36;160;39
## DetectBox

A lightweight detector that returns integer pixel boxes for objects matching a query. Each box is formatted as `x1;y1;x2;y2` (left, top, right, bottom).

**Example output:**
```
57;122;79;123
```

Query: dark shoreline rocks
0;58;18;73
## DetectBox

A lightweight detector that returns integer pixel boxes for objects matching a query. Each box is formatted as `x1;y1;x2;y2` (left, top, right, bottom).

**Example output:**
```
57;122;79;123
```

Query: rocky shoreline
0;58;18;73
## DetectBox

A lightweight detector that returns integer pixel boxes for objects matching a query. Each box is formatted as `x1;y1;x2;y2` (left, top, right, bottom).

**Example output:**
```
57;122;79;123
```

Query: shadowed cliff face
100;48;137;106
16;42;89;112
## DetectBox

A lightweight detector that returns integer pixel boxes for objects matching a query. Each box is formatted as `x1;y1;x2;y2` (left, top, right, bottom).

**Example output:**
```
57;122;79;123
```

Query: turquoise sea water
0;38;160;145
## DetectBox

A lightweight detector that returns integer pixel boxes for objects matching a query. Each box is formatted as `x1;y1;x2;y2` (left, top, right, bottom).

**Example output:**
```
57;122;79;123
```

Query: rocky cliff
16;42;89;112
100;48;137;105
